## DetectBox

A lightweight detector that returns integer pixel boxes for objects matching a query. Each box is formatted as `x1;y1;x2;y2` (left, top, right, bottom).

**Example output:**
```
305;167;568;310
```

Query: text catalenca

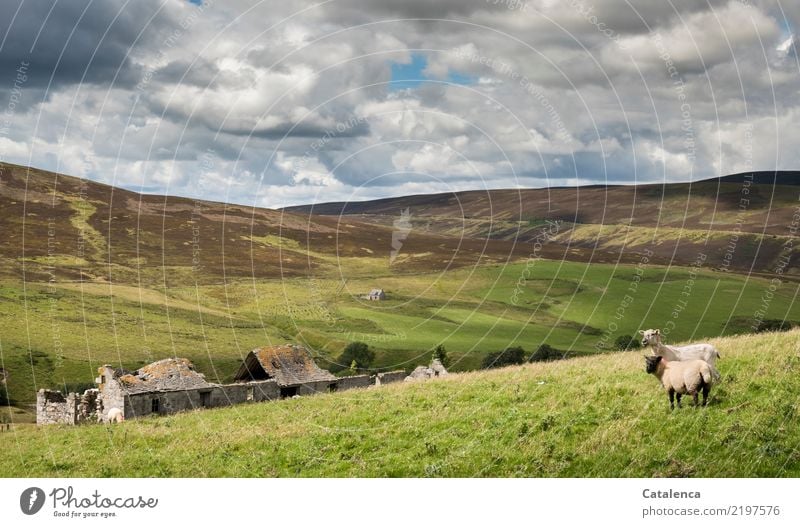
642;489;700;499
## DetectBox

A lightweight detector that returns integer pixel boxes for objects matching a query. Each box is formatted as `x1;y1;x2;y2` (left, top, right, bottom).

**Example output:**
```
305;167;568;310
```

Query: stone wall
336;374;373;391
37;389;101;425
37;390;78;425
124;380;280;419
375;371;406;386
297;380;338;396
245;380;279;402
217;380;278;404
77;389;100;422
97;366;125;422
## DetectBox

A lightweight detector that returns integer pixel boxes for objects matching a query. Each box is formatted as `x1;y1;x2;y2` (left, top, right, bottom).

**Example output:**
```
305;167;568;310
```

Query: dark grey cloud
221;119;371;140
0;0;175;89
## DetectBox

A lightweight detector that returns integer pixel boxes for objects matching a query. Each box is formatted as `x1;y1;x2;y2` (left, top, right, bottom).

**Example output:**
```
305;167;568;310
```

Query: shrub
431;344;449;367
614;335;641;351
482;346;526;369
337;342;375;372
755;320;794;333
529;343;562;362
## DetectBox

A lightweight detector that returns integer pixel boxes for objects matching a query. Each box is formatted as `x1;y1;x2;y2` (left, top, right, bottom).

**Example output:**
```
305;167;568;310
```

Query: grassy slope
1;330;799;477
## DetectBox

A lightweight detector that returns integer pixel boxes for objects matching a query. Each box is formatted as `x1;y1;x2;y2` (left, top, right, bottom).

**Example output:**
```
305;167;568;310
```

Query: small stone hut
368;288;386;301
233;344;339;397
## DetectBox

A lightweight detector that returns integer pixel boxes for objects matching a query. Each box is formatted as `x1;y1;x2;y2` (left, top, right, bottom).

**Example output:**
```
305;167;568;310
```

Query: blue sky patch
389;53;475;91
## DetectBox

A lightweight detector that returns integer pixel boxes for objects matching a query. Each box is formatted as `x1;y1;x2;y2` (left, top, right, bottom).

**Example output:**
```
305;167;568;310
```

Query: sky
0;0;798;208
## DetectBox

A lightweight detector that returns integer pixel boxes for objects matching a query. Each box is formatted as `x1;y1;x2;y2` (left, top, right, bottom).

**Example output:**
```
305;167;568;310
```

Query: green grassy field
2;330;798;477
2;258;799;411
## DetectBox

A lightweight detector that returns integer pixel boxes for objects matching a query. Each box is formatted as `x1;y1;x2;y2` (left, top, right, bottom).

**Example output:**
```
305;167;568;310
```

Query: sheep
639;328;721;380
644;355;713;409
107;407;124;423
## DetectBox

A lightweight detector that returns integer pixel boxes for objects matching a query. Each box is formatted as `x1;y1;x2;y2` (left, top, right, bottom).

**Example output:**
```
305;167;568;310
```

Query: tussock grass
2;330;798;477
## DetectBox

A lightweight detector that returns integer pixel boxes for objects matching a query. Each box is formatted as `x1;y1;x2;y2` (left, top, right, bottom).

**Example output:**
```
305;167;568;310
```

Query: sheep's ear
638;330;645;335
654;329;660;335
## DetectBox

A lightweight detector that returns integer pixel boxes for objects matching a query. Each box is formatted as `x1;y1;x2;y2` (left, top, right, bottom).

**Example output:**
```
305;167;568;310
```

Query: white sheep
644;355;713;409
639;328;721;380
107;407;124;423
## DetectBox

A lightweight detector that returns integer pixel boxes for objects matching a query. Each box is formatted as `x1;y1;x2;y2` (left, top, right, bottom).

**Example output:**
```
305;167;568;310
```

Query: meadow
2;257;798;415
2;330;798;477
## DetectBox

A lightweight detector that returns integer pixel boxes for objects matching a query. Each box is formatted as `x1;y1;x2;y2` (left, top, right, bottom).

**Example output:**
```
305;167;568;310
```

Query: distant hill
715;171;800;186
285;171;800;276
0;162;528;285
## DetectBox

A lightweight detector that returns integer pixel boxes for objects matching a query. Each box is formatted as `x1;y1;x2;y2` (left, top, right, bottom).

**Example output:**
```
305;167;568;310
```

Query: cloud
1;0;798;208
0;0;180;89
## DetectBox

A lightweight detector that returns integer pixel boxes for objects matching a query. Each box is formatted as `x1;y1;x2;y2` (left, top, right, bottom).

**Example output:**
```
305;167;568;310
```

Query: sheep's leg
668;389;675;410
675;392;683;409
702;384;710;406
692;392;699;407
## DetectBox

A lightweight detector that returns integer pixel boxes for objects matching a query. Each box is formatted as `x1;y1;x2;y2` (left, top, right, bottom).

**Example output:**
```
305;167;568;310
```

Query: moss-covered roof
116;358;213;394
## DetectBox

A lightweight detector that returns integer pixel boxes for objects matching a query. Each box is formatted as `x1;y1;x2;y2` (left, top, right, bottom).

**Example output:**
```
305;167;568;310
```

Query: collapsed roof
114;358;213;394
233;344;336;386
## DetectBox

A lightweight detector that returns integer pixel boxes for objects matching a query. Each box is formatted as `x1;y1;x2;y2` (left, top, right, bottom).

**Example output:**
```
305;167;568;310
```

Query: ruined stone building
37;344;405;425
404;358;449;381
93;357;280;423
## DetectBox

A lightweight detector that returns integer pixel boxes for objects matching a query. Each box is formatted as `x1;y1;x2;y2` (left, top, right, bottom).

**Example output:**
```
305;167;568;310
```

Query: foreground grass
2;330;798;477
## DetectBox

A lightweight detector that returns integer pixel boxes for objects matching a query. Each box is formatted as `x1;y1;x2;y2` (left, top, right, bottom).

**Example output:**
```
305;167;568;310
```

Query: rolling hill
2;329;798;477
0;162;530;285
285;171;800;276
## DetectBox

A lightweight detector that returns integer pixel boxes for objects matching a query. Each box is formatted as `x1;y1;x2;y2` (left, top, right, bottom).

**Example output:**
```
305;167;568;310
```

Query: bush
529;344;562;362
482;346;526;369
755;320;794;333
337;342;375;372
431;344;449;368
614;335;641;351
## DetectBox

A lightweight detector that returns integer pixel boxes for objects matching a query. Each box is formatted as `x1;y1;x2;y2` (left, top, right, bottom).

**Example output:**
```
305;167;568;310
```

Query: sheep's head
639;328;661;346
644;354;662;374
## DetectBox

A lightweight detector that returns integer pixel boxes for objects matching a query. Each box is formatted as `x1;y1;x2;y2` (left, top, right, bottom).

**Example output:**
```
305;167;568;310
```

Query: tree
614;335;641;351
482;346;526;369
529;343;561;362
431;344;449;367
338;341;375;372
